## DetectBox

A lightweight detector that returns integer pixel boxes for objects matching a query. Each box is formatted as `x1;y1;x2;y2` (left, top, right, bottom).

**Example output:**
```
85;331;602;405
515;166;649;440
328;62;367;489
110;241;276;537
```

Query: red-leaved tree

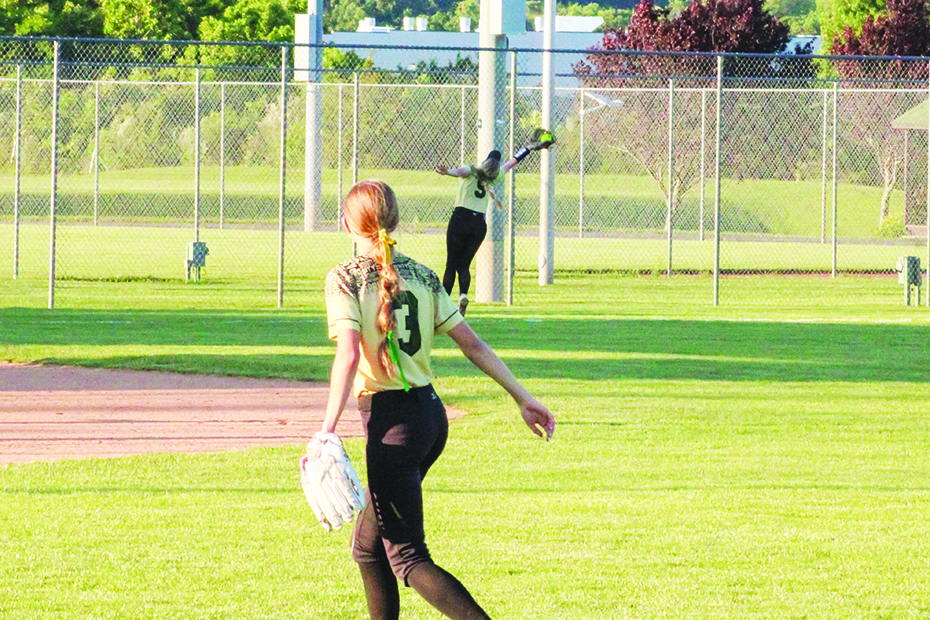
832;0;930;225
575;0;793;231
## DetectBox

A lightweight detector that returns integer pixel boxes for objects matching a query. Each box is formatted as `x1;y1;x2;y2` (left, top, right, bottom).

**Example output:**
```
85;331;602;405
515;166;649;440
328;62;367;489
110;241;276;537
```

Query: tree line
3;0;927;56
0;0;636;42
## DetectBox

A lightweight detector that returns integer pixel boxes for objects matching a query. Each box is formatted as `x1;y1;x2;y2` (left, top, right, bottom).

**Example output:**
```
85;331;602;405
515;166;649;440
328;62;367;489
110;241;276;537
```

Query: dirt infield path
0;362;357;464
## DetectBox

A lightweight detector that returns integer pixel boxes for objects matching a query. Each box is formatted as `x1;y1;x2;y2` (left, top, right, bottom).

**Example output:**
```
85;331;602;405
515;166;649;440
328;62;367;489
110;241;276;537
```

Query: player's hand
519;397;556;441
435;164;449;175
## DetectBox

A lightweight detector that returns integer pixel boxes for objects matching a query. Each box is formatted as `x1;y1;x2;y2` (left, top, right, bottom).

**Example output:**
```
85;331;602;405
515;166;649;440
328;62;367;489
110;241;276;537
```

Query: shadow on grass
3;307;929;384
36;353;335;383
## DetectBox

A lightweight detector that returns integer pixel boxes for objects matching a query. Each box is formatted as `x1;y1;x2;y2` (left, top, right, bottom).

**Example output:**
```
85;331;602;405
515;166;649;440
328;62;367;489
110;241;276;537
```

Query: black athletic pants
443;207;487;296
352;385;448;583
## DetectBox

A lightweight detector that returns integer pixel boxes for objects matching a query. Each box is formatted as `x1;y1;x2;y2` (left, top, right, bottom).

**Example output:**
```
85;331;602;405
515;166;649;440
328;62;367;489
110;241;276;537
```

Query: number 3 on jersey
391;291;422;357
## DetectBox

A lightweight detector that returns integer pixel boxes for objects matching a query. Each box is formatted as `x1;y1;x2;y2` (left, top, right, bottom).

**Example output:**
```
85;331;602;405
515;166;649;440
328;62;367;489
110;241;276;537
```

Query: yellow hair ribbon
378;229;396;247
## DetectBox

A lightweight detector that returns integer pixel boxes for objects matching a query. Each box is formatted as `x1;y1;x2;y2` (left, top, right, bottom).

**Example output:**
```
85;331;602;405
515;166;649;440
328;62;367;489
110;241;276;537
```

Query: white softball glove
299;432;366;531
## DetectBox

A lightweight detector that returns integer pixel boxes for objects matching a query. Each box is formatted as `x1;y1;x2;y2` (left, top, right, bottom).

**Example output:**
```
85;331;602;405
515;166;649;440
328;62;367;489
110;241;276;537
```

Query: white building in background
296;14;605;86
296;15;821;86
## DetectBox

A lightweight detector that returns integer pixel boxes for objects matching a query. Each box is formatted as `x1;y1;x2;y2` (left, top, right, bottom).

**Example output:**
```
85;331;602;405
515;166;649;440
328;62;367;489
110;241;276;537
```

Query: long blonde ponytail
476;153;503;212
342;180;401;377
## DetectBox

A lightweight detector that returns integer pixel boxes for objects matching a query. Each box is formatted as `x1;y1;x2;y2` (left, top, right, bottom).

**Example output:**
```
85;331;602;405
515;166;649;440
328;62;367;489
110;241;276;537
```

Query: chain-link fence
2;37;928;308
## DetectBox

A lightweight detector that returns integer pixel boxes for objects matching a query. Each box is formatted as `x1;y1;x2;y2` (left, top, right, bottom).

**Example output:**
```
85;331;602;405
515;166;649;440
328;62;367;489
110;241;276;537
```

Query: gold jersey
325;252;463;396
454;166;490;215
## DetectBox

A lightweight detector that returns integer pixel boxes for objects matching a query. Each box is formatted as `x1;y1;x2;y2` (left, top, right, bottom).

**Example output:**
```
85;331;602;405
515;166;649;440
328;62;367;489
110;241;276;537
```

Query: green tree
766;0;820;33
2;0;104;38
325;0;366;32
818;0;885;52
322;46;373;81
527;1;632;31
196;0;306;72
183;0;233;38
427;0;478;31
100;0;190;40
199;0;305;42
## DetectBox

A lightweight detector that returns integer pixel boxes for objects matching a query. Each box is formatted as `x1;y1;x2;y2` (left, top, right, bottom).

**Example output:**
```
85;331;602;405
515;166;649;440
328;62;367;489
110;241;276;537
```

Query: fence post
699;88;706;242
93;80;100;226
831;82;838;278
820;89;828;243
48;41;60;310
667;78;675;277
337;83;344;215
352;72;359;187
194;66;201;243
578;87;585;238
220;82;226;229
460;84;466;166
350;72;360;257
13;63;22;279
278;45;288;309
926;61;930;305
507;50;517;306
713;55;722;306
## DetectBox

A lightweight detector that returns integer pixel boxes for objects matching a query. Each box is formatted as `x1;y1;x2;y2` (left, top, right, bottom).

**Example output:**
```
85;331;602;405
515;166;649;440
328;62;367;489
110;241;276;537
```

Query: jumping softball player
435;150;516;316
320;179;555;620
436;130;555;316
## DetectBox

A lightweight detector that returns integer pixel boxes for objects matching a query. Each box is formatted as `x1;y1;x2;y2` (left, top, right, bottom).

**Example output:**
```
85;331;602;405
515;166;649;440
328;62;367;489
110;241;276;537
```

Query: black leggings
443;207;487;296
352;385;448;581
352;385;491;620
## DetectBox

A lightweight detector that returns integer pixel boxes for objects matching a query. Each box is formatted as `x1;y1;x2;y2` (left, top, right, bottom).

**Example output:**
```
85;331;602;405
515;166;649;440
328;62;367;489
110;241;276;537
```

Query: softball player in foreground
320;179;555;620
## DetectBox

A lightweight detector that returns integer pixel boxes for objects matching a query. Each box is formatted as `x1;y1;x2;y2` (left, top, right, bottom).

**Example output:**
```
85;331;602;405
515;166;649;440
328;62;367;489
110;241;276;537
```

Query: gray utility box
186;242;209;282
895;256;922;306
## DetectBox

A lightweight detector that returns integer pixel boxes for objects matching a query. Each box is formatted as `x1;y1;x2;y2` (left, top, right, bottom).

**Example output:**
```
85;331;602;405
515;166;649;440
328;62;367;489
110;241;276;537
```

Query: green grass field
1;217;927;314
2;274;929;619
0;165;918;240
3;165;927;315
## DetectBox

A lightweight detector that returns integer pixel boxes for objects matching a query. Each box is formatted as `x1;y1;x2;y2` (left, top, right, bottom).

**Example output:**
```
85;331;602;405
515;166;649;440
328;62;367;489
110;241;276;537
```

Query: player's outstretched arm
447;321;555;440
501;156;519;174
436;163;471;178
320;328;361;434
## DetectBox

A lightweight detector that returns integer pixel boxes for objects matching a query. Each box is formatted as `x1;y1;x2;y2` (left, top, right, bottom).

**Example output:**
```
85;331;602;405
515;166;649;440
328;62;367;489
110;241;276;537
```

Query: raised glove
300;432;366;531
527;127;556;151
514;128;557;162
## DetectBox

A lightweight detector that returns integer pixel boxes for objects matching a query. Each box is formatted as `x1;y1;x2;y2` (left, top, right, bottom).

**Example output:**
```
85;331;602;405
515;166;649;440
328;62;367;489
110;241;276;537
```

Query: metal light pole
538;0;555;285
475;0;508;303
301;0;323;232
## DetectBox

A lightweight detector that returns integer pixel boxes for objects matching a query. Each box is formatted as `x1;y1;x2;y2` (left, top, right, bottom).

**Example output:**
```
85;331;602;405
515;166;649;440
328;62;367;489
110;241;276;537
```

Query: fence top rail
0;73;926;97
